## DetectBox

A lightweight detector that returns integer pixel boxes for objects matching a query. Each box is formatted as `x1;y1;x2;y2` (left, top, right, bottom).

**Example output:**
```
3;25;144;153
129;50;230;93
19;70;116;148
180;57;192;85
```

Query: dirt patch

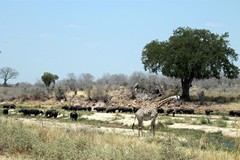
82;113;136;126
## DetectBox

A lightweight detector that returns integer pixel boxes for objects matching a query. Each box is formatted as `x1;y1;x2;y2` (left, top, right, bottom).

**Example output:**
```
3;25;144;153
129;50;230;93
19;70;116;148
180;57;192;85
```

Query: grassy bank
0;118;239;160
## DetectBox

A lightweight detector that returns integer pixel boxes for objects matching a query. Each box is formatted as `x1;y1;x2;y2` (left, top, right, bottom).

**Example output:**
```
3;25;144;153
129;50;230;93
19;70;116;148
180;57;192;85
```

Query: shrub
158;135;195;160
0;120;36;154
215;119;227;128
163;119;174;125
54;86;66;101
221;115;229;120
200;117;211;125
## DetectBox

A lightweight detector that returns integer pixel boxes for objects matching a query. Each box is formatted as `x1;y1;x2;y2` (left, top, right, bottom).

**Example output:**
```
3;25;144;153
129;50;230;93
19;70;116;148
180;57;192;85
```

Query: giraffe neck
157;95;178;107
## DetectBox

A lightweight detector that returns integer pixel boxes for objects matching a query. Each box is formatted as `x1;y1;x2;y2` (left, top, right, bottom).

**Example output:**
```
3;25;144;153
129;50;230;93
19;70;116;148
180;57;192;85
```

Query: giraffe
132;95;179;137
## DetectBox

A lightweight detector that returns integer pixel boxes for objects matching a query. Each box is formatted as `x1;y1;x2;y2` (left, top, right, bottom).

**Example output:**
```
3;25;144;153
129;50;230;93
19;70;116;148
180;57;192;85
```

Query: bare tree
147;73;161;92
96;73;111;85
78;73;95;100
108;73;128;87
0;67;19;86
65;73;78;92
128;71;148;92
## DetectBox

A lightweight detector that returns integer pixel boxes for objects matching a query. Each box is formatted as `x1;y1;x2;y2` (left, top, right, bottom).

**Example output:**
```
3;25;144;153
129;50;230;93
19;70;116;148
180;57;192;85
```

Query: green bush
163;118;174;125
158;135;195;160
215;119;227;128
200;116;211;125
221;115;229;120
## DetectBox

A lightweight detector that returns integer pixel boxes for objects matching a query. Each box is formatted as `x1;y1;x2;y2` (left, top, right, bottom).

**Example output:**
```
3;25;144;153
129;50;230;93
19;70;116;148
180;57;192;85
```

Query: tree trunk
3;79;7;87
181;78;192;101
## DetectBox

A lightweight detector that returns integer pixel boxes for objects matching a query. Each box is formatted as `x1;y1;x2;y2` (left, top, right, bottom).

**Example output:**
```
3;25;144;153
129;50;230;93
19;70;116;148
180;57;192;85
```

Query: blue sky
0;0;239;84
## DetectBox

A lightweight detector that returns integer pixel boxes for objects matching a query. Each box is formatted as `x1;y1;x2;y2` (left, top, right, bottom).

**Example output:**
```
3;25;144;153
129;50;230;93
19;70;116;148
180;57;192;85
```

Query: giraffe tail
132;115;136;130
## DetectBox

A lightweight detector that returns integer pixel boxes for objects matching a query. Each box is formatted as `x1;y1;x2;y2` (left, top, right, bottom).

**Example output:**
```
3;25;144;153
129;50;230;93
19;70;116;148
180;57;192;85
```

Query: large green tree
142;27;239;100
41;72;59;89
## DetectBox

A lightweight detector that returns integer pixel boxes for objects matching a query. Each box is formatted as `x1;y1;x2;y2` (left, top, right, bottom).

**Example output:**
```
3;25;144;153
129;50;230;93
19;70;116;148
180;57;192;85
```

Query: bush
221;115;229;120
0;121;36;154
158;135;195;160
91;87;109;102
200;117;211;125
54;87;66;101
164;119;174;125
20;87;47;101
215;119;227;128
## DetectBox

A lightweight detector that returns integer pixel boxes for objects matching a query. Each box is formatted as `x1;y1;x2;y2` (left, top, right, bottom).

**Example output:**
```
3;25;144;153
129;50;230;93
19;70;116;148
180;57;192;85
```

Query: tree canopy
41;72;59;88
142;27;239;100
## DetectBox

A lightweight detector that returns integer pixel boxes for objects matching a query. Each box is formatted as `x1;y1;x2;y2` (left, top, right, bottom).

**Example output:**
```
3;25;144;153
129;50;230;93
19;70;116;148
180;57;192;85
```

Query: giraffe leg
151;120;156;136
138;126;141;137
152;123;155;136
138;121;143;137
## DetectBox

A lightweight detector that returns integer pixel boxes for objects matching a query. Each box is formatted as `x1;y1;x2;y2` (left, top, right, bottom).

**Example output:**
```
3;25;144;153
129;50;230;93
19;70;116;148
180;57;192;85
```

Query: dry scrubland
0;81;240;160
0;117;239;160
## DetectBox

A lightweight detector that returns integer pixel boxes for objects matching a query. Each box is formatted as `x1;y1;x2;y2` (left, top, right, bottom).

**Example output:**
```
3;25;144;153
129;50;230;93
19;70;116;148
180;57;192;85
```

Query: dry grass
0;115;239;160
0;118;188;160
197;150;238;160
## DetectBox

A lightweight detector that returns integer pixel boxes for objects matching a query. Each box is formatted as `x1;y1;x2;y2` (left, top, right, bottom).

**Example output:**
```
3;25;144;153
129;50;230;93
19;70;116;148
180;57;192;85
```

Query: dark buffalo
106;107;118;113
19;108;31;116
19;108;44;116
175;108;194;114
3;108;9;114
118;107;133;113
86;106;92;111
182;108;194;114
69;106;79;111
70;111;78;121
132;106;140;113
205;109;213;116
157;107;164;114
229;110;240;117
175;108;183;114
45;109;58;118
3;104;16;109
166;108;174;115
62;105;70;110
69;106;89;111
75;106;92;111
94;107;106;112
81;106;92;111
29;109;44;116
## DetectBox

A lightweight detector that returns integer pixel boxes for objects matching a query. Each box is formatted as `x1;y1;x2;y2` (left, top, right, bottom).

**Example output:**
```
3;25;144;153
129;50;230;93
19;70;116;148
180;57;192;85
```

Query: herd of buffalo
1;103;240;121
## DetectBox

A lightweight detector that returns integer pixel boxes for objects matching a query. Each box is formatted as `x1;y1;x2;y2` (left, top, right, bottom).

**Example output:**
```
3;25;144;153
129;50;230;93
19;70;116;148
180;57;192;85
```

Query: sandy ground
82;112;240;137
1;112;240;138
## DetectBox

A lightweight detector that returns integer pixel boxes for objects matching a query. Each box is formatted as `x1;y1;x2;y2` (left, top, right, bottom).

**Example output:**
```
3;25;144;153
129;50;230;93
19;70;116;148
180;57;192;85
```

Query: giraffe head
173;95;180;100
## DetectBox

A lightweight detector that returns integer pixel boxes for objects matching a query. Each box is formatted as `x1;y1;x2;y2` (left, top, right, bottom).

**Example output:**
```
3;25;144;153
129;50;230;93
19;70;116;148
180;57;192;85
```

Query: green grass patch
214;119;227;128
158;127;237;151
